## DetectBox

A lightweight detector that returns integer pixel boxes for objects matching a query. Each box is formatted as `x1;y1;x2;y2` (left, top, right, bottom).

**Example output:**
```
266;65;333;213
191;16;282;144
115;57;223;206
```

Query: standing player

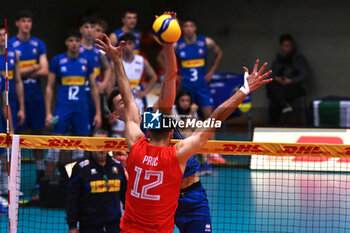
175;18;224;172
79;17;111;131
97;32;272;232
0;23;25;131
109;10;141;54
45;30;101;176
110;33;157;114
9;10;48;184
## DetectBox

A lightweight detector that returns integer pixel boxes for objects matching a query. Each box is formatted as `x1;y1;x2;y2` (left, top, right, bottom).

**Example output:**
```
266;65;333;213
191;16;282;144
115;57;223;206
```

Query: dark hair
93;128;109;136
16;10;34;21
175;89;192;118
181;16;196;25
107;89;121;113
279;33;294;45
122;9;138;18
66;29;81;40
79;16;97;28
119;33;135;43
149;112;173;141
96;19;108;33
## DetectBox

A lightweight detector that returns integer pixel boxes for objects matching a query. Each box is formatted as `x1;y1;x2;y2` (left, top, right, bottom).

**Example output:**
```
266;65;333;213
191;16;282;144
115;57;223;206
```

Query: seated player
45;30;101;176
97;29;272;232
66;129;127;233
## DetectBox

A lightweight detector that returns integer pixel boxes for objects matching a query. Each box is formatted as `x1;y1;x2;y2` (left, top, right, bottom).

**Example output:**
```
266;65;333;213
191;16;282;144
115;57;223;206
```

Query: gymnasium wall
2;0;350;122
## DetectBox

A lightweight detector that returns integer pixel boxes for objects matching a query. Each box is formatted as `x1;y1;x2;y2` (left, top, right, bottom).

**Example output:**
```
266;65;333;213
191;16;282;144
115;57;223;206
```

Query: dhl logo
1;70;14;79
181;59;205;68
96;140;128;150
46;139;83;147
62;76;85;85
291;136;350;162
222;144;267;153
19;59;36;69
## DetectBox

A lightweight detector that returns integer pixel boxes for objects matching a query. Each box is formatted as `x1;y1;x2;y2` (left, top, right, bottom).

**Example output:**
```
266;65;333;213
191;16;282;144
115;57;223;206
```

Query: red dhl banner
0;134;350;157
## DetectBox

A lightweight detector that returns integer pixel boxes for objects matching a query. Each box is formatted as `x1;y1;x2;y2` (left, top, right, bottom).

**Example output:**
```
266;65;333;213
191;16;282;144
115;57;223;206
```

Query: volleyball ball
152;14;181;44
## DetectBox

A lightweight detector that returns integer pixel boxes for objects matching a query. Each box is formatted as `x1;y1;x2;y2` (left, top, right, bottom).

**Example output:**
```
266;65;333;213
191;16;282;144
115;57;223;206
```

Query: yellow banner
1;134;350;157
62;76;85;85
90;179;120;193
181;59;205;68
1;70;14;79
19;59;37;69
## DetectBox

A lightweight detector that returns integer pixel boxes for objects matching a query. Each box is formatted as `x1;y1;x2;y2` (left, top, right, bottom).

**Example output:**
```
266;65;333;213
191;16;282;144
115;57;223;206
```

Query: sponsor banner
0;134;350;158
251;128;350;171
61;76;85;85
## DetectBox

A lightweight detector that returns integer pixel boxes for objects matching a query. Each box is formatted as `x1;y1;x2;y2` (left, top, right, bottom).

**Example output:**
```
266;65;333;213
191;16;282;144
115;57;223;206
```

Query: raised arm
152;44;177;114
95;34;144;149
175;60;272;170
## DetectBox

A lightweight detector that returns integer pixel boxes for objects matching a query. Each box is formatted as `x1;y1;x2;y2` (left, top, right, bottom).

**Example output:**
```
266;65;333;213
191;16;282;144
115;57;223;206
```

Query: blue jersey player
9;10;48;186
109;10;141;54
79;17;111;131
9;10;48;133
45;30;102;176
0;23;25;131
175;19;225;172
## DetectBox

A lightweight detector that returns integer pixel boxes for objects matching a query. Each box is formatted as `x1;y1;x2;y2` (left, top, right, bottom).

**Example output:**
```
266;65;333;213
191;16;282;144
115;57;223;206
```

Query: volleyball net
0;132;350;232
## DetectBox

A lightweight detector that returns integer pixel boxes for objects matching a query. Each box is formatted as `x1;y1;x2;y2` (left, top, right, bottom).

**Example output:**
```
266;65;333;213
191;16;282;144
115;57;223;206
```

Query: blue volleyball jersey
79;46;101;105
49;53;93;107
8;36;46;101
0;48;17;103
113;28;141;54
176;35;207;85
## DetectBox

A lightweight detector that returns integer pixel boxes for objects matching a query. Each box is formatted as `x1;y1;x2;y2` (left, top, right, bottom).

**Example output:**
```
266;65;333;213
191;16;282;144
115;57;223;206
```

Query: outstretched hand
240;59;272;95
95;34;125;62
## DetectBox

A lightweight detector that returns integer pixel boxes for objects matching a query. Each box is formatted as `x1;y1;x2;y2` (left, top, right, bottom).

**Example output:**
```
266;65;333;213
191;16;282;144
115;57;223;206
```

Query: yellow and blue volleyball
152;14;181;44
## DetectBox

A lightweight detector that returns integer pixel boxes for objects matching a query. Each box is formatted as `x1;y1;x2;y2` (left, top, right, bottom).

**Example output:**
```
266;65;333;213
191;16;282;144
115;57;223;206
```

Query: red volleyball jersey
120;136;183;233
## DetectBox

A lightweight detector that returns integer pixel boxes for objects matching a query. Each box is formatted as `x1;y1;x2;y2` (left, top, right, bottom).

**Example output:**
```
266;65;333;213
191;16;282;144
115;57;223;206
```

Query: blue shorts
175;184;212;233
17;99;45;131
182;80;213;107
52;105;90;135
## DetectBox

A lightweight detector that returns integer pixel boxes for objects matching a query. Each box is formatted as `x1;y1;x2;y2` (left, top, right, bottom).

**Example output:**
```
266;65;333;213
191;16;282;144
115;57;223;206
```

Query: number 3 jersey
176;35;207;86
121;136;183;233
49;53;93;107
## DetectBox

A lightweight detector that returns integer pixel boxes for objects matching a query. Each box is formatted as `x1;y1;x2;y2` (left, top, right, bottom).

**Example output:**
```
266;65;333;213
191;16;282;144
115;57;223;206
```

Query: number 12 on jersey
130;166;163;201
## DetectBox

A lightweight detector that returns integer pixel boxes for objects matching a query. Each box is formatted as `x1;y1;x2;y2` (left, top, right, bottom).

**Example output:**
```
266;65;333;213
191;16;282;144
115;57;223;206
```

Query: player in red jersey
96;33;272;232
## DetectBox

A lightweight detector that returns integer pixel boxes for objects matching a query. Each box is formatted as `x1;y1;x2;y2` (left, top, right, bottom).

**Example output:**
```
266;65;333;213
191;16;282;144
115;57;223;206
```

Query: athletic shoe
208;154;226;164
198;162;213;176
